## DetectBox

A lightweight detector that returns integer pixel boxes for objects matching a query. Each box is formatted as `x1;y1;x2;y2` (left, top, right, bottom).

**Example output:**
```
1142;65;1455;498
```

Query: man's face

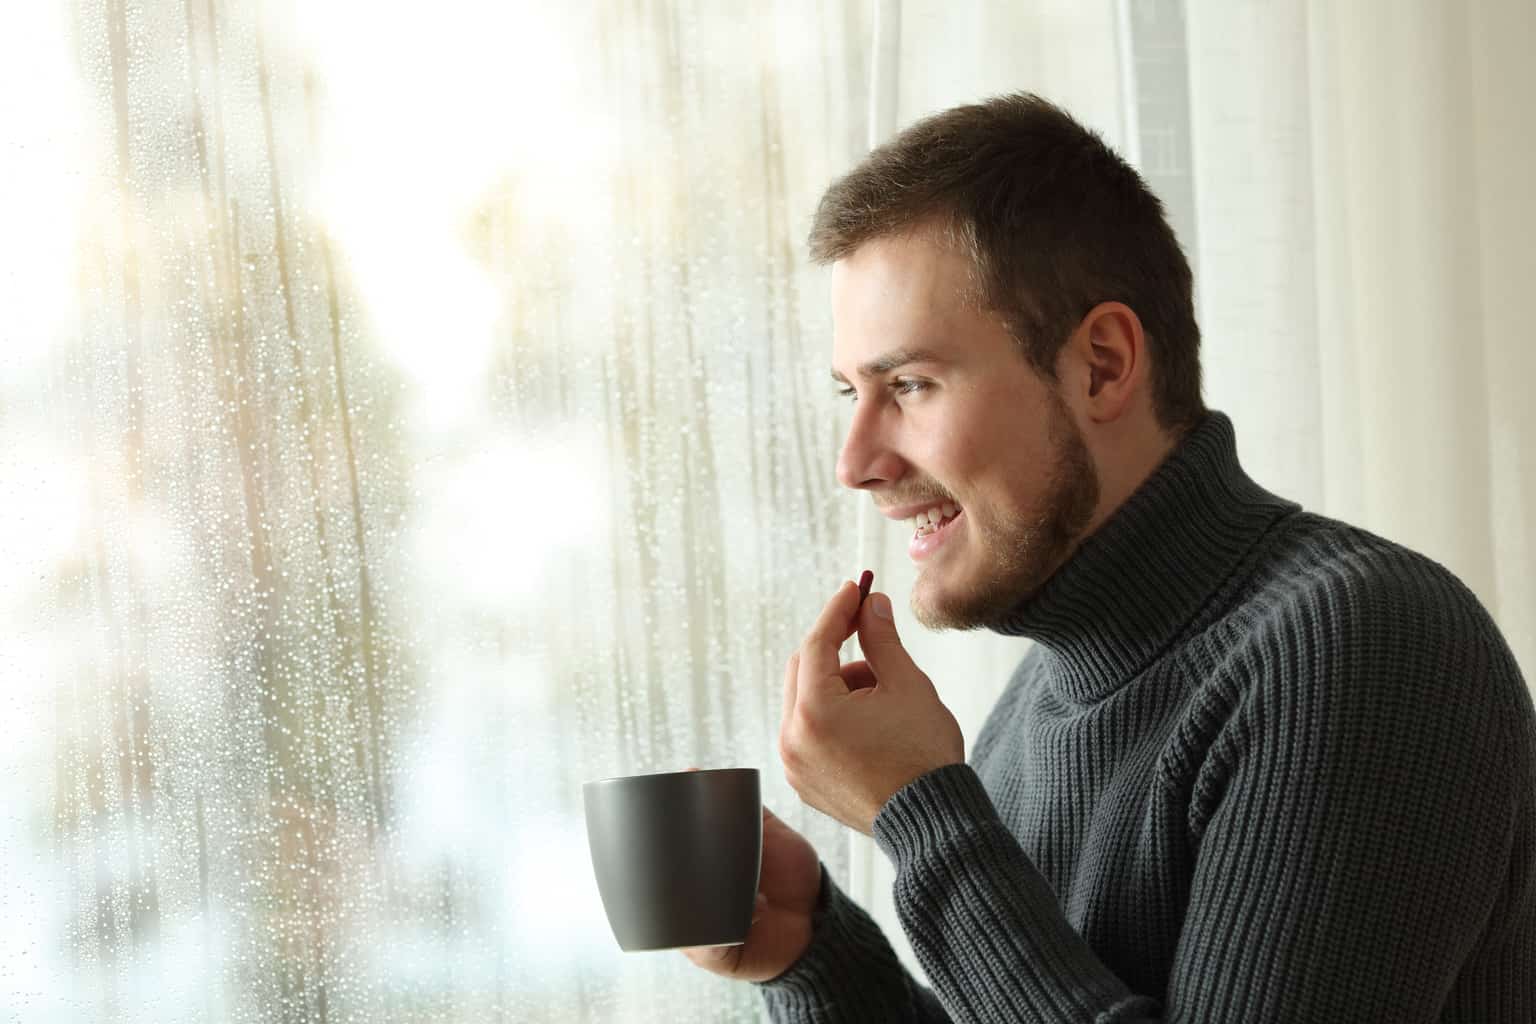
829;230;1101;630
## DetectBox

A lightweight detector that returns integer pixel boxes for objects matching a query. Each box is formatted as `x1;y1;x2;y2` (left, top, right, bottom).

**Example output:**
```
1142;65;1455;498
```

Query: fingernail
871;593;893;619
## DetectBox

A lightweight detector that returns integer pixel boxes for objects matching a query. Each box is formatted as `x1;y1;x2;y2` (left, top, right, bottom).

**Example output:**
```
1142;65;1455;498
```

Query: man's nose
835;404;903;490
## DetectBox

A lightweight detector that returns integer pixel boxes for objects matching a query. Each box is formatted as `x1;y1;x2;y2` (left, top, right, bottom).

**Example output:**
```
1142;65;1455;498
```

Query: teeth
908;503;961;535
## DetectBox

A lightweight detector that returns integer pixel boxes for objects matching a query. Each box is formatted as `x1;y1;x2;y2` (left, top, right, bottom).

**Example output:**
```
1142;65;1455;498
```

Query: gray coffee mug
583;767;762;952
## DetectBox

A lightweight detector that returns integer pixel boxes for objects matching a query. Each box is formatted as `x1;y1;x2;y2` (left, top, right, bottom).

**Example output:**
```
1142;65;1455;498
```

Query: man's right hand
681;803;821;983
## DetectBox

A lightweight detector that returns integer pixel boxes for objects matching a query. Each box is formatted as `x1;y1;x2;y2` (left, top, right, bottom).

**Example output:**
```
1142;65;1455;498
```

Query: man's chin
909;545;1064;631
909;571;1032;633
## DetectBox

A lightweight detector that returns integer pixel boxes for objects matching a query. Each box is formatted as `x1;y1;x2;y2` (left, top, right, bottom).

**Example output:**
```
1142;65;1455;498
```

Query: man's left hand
779;580;965;835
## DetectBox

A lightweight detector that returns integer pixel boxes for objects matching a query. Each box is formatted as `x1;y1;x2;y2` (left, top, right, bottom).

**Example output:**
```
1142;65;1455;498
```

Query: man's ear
1063;301;1147;424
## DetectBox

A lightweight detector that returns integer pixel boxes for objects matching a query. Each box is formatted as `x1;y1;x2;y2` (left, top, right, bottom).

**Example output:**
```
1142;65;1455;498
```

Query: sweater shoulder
1239;511;1513;656
1196;509;1531;743
1242;511;1470;605
1176;513;1535;854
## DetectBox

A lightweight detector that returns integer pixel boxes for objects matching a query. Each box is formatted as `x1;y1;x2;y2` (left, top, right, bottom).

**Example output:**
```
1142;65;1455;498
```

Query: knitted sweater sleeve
755;862;951;1021
760;570;1532;1022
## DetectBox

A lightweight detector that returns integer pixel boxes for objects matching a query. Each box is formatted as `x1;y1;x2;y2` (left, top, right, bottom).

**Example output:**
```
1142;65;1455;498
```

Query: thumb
856;592;922;680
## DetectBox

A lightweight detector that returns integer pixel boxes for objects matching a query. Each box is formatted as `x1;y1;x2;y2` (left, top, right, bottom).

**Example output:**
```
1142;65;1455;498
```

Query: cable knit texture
757;410;1536;1023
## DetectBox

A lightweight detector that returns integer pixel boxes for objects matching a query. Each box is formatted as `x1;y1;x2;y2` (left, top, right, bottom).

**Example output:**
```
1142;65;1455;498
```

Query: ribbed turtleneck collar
990;410;1300;703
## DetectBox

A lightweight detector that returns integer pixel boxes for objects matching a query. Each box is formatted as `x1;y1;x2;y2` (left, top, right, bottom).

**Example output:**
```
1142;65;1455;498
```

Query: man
684;93;1535;1021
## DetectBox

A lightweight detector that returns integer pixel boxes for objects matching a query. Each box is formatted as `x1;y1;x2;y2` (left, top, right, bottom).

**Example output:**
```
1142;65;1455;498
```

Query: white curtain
0;0;1529;1020
849;0;1535;985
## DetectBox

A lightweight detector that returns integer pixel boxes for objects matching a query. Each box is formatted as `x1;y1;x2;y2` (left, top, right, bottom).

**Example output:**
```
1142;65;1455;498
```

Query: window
0;2;874;1019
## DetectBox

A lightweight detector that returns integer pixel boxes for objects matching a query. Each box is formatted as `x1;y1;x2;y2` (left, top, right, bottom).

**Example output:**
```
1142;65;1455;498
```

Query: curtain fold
1305;0;1534;674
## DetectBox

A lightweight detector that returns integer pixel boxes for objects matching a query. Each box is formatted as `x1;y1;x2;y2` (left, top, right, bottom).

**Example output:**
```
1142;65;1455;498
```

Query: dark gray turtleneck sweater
758;410;1535;1022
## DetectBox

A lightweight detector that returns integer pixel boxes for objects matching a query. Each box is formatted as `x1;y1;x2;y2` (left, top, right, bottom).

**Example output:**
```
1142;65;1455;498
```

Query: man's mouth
907;502;962;537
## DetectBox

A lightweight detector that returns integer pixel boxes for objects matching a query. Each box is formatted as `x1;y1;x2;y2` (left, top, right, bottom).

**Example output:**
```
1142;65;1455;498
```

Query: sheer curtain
2;1;1531;1022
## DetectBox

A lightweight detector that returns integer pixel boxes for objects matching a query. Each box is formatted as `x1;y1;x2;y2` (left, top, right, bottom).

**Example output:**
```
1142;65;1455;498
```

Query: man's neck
989;411;1301;702
1079;415;1185;540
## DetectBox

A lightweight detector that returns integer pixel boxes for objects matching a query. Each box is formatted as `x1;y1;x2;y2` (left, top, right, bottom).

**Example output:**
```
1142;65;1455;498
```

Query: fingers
855;592;926;691
779;580;882;735
682;943;739;969
799;580;863;700
780;652;799;731
840;659;877;692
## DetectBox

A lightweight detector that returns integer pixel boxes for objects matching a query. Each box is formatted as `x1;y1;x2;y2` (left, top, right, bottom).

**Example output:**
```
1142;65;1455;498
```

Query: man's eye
835;379;929;402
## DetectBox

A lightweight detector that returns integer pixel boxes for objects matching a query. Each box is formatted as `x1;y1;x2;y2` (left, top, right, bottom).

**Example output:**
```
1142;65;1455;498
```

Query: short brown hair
809;92;1205;432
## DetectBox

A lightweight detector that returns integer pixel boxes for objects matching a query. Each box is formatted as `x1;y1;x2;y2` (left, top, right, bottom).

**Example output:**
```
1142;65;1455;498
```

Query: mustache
877;490;958;511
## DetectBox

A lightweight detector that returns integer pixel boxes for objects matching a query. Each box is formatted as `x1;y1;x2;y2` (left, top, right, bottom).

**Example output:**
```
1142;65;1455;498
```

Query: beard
911;389;1100;632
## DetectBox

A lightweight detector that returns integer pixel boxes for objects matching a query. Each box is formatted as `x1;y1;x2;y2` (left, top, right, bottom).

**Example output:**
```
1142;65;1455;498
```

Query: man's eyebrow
829;347;946;384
